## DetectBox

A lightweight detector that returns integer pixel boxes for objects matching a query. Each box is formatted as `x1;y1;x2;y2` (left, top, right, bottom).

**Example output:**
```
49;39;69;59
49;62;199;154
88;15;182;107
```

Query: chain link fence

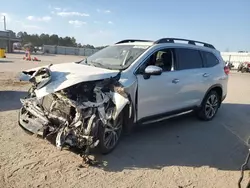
43;45;99;56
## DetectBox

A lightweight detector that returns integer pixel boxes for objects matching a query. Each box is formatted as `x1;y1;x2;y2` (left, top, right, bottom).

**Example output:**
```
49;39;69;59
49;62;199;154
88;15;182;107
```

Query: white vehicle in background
19;38;229;156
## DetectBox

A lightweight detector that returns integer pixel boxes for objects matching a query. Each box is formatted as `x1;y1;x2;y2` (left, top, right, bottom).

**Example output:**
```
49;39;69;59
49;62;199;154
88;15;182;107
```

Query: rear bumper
221;94;227;102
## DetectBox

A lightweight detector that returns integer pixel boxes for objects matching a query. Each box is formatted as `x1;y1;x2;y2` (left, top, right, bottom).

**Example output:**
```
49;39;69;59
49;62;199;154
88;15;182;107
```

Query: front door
136;48;184;120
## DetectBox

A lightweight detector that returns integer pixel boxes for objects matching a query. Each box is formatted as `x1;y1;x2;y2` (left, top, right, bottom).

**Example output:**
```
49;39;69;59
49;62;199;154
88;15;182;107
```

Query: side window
138;48;176;73
176;48;203;70
202;51;219;67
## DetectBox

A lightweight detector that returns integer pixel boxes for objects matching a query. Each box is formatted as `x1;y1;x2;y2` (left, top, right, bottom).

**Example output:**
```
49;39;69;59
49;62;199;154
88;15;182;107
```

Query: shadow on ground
97;103;250;172
0;60;13;63
3;88;249;173
39;53;56;56
0;90;27;112
11;51;56;56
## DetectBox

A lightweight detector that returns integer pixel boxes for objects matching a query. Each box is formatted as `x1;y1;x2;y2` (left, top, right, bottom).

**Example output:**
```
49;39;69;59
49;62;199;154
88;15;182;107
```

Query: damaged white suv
19;38;229;155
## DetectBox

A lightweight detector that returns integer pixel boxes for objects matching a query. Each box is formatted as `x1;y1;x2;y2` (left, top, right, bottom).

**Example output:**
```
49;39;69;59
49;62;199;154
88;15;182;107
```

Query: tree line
16;31;107;50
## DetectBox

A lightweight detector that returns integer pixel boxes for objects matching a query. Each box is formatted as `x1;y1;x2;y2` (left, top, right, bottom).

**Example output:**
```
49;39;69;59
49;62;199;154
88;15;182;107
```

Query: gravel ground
0;54;250;188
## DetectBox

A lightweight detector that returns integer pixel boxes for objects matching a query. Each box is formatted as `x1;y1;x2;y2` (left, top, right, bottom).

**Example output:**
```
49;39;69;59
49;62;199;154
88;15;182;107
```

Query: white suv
19;38;229;155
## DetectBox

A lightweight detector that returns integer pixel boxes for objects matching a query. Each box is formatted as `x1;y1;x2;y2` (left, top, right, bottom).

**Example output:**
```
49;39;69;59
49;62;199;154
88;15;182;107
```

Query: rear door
174;48;207;107
201;50;225;91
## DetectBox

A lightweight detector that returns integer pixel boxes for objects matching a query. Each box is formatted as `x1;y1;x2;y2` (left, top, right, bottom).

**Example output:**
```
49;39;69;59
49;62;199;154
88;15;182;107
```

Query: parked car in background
237;62;250;73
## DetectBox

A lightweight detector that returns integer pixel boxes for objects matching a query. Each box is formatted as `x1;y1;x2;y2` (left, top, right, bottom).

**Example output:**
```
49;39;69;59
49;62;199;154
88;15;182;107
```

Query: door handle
172;79;179;84
203;73;210;77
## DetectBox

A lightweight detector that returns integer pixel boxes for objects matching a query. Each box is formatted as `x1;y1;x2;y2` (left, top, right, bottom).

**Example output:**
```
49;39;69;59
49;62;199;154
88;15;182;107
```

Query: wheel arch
201;84;223;107
122;96;136;134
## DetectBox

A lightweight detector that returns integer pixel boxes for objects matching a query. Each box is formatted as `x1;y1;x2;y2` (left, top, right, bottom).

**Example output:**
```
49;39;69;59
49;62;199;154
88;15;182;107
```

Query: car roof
114;38;217;51
115;41;218;53
115;41;154;46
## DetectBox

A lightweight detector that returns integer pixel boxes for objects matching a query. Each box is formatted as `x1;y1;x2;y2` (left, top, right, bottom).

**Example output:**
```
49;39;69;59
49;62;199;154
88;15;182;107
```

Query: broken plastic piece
111;92;129;119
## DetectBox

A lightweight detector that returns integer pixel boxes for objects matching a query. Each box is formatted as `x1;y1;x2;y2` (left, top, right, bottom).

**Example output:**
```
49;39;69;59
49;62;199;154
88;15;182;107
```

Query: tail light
224;66;230;75
248;64;250;68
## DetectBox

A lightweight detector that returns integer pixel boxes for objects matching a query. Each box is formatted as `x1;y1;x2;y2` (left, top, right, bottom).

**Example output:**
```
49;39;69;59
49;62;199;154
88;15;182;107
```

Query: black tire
98;111;124;154
196;90;220;121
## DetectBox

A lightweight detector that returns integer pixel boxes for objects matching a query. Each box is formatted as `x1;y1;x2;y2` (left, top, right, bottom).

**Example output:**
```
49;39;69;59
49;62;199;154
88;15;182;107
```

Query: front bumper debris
18;77;130;165
19;98;50;136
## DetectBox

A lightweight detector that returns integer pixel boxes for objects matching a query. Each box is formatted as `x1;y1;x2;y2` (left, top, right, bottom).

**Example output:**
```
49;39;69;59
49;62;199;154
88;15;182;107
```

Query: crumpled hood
21;62;119;98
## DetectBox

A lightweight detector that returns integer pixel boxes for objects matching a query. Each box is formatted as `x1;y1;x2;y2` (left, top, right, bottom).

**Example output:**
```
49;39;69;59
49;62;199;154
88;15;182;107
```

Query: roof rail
154;38;215;49
115;39;153;44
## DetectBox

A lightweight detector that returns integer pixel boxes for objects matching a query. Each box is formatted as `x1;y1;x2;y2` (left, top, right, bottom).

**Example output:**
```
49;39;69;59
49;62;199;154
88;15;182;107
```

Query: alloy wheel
205;94;219;119
103;116;123;150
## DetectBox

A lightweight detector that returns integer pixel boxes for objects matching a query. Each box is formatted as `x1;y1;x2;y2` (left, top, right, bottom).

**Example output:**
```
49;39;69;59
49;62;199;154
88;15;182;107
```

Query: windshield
80;45;150;70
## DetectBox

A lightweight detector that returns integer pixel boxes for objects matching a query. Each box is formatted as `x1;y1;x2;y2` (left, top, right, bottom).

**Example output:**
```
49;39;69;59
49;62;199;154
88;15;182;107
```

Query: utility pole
3;16;6;30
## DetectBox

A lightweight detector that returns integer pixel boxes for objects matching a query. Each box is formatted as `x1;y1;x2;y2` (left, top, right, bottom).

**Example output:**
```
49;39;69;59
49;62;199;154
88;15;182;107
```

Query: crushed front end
18;70;130;159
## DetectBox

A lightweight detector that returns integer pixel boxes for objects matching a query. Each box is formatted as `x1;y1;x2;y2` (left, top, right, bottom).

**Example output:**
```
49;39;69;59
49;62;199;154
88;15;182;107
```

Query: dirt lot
0;54;250;188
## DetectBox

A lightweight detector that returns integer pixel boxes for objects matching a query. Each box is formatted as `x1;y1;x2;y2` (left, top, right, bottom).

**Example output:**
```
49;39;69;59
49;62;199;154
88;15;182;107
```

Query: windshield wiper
76;58;90;65
83;59;89;65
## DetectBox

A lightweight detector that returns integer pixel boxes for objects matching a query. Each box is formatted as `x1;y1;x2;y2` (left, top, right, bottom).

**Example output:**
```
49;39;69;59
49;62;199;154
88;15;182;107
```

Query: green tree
40;33;50;45
49;34;59;45
16;31;105;49
17;31;24;38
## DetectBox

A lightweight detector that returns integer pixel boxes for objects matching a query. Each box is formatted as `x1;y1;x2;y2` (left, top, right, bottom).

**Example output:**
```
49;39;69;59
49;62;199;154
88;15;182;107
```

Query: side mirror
144;65;162;76
143;65;162;79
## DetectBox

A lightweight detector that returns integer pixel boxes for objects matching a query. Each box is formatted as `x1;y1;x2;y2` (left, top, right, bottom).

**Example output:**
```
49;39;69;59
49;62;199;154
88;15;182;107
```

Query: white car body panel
20;41;228;122
132;44;228;121
22;63;119;98
136;71;183;119
136;68;212;120
18;39;229;155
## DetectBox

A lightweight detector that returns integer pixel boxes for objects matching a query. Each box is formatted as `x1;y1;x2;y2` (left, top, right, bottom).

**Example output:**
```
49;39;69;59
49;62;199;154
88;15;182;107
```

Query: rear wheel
98;111;124;154
196;90;220;121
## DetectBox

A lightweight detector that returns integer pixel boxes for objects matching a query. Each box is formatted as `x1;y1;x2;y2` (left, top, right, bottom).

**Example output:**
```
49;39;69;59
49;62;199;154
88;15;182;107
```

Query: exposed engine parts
19;77;130;166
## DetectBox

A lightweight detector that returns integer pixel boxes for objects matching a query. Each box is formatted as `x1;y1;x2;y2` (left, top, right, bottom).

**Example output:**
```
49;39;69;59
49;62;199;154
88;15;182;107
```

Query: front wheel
196;90;220;121
98;111;124;154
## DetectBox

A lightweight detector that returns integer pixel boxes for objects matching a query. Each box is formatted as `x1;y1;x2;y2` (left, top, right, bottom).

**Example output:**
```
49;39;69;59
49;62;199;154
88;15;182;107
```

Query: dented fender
110;92;129;119
20;63;120;98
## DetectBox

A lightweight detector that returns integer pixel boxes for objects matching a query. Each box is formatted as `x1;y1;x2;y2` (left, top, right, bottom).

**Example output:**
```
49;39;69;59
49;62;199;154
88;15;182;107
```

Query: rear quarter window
202;51;219;67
